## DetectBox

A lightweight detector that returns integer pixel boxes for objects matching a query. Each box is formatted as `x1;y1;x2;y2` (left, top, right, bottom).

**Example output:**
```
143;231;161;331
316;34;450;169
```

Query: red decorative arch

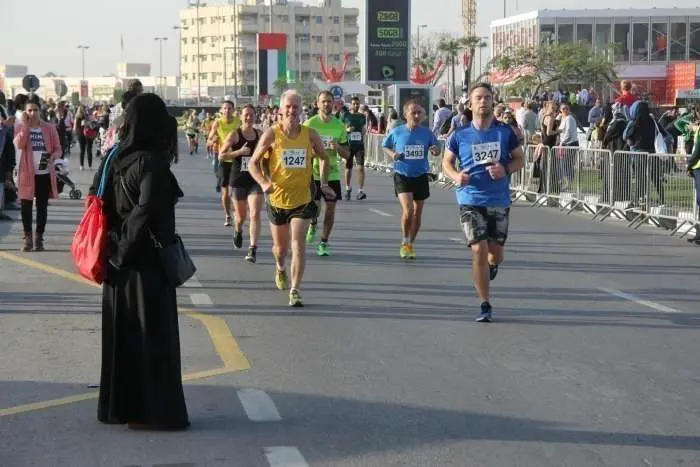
319;53;350;83
410;58;445;85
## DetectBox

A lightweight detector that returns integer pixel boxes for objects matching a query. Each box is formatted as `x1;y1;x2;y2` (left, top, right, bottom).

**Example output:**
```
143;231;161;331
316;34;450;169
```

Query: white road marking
189;293;213;307
599;287;682;313
238;389;282;422
183;274;203;288
369;208;392;217
449;237;465;244
264;447;309;467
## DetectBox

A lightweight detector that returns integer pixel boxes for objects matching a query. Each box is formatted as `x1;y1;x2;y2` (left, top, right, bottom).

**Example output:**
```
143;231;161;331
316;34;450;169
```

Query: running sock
402;237;409;244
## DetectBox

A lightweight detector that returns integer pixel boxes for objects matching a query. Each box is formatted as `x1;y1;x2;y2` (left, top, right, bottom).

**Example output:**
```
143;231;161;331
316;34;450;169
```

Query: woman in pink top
13;98;62;252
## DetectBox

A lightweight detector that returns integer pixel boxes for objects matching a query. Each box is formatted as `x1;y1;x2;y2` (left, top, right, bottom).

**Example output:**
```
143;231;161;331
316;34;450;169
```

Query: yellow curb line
0;251;251;418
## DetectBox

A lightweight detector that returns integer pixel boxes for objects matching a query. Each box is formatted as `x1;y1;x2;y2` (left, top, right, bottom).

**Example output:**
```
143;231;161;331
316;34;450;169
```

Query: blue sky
0;0;697;77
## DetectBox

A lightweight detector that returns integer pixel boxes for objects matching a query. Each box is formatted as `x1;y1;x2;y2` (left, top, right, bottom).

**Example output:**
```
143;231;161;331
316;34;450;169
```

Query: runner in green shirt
342;96;368;200
302;91;349;256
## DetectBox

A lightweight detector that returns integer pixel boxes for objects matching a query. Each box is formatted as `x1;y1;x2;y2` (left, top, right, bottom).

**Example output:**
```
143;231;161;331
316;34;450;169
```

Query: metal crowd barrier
365;133;699;239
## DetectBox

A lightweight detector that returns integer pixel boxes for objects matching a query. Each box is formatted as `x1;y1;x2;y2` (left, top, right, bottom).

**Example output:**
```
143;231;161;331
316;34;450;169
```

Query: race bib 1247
282;149;307;169
472;141;501;166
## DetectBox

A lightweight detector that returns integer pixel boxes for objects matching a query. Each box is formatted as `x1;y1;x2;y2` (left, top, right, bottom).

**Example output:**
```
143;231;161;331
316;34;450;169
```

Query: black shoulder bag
119;174;196;288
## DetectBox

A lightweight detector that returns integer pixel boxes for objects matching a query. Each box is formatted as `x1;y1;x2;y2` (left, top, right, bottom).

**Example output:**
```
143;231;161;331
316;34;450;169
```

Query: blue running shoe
476;302;493;323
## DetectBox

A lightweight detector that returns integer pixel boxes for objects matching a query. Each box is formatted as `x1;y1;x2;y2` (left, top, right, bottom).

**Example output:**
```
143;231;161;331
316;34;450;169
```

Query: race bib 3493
404;144;425;160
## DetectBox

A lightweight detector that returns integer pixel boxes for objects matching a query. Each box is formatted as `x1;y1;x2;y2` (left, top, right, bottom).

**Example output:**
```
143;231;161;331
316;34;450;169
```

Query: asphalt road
1;141;700;467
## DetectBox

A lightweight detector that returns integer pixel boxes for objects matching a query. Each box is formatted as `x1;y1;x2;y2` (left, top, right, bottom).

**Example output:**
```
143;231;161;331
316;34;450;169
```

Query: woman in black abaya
92;93;188;430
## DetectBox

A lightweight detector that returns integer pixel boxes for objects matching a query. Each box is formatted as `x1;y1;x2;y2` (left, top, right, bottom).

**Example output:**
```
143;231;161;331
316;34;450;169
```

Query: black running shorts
393;173;430;201
267;202;318;226
312;180;342;202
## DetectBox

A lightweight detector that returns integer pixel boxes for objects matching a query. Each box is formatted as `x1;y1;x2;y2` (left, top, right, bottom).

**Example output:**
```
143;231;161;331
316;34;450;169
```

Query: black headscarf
118;93;171;158
601;103;613;127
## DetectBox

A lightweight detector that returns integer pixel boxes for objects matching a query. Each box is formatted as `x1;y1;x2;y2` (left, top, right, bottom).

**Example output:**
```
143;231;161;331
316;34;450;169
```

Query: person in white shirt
555;103;579;189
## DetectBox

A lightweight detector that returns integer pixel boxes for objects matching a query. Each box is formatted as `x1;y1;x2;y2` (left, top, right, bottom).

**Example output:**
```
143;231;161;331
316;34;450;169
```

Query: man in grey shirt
588;98;603;128
432;99;453;136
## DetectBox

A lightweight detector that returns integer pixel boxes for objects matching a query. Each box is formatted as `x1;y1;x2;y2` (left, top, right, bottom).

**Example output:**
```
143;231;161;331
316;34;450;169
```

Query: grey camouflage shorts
459;206;510;246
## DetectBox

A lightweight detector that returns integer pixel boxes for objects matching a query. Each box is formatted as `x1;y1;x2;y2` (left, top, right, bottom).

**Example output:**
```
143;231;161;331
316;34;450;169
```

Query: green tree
492;42;617;96
347;66;361;81
70;92;80;107
113;88;124;105
438;35;487;102
272;76;288;96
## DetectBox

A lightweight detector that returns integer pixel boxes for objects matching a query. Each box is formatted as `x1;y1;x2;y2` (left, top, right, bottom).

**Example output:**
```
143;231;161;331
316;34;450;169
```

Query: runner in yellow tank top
208;100;242;226
249;90;334;307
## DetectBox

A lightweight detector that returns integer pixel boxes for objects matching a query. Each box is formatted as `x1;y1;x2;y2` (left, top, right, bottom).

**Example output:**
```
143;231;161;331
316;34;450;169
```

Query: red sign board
665;62;697;105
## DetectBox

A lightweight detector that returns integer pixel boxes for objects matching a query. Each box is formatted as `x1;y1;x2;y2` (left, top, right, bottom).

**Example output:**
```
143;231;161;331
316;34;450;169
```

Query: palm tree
438;36;487;102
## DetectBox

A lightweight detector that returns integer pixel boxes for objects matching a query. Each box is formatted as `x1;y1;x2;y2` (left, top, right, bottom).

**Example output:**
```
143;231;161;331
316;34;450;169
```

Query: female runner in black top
220;104;262;262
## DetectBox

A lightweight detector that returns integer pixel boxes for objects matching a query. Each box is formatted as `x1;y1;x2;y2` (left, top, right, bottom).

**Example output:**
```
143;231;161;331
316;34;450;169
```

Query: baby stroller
54;158;82;200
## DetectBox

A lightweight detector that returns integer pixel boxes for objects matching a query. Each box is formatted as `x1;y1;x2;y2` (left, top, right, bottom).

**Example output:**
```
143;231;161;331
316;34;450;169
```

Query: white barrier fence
365;133;699;238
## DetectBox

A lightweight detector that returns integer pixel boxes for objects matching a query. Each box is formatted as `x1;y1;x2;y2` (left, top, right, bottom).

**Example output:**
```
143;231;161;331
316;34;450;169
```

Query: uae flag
257;33;287;96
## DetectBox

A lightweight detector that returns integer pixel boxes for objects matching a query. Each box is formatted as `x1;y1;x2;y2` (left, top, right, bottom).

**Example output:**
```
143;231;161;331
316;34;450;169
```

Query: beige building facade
178;0;360;99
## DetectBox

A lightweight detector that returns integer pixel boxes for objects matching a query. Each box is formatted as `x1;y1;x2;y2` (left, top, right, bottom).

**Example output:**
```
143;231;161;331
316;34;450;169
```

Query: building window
613;21;630;62
540;24;555;45
558;24;574;44
632;21;649;62
670;22;687;60
331;36;340;43
316;16;322;24
595;21;612;54
313;35;323;43
576;22;593;47
691;21;700;60
333;16;340;24
278;15;289;22
651;21;668;61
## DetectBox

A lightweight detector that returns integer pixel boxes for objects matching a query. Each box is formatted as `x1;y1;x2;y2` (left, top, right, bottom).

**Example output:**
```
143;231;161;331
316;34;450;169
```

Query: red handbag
70;146;120;283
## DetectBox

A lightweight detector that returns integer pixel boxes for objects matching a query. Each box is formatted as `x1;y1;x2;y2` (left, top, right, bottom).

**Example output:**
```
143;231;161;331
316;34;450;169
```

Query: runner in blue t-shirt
442;83;524;323
382;100;440;260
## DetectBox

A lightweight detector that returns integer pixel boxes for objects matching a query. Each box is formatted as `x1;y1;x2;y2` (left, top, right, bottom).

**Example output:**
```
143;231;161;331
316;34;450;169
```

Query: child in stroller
54;158;82;200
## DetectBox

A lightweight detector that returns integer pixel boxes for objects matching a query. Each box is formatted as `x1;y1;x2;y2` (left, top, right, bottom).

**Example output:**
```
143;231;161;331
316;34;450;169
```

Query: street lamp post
297;20;308;85
223;46;236;98
154;37;168;98
173;25;188;102
233;0;238;102
77;45;89;80
416;24;427;62
187;0;202;105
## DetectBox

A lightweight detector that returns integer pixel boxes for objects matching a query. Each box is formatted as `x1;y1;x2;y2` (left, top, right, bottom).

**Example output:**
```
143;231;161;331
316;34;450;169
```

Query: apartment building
179;0;360;99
